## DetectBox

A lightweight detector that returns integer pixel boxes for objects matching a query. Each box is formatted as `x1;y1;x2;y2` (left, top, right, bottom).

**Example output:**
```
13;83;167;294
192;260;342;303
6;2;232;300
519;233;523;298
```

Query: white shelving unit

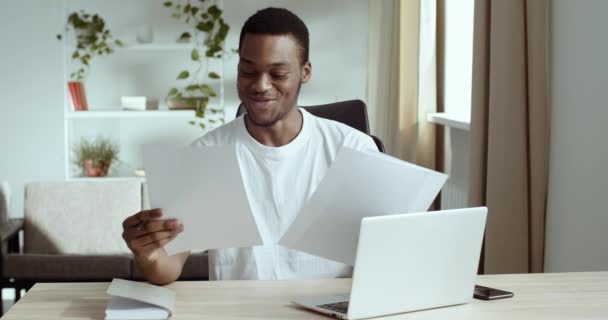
121;43;193;51
61;1;227;181
66;110;195;119
67;176;146;182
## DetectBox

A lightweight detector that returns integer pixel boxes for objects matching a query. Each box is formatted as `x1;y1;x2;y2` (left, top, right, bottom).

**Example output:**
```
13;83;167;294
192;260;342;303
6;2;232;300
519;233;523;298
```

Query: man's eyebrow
239;57;290;67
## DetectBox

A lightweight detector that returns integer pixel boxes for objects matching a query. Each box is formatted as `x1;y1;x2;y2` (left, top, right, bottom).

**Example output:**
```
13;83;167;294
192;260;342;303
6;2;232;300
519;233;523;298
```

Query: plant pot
83;159;110;177
167;97;208;110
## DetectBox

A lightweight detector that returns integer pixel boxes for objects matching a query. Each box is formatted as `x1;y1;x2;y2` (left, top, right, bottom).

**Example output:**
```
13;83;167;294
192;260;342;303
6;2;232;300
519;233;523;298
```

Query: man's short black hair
239;7;310;65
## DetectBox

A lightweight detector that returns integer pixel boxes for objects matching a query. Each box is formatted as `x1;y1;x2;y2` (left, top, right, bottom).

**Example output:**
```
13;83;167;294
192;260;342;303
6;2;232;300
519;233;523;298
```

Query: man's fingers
122;208;164;228
131;219;181;238
131;227;183;248
143;232;180;250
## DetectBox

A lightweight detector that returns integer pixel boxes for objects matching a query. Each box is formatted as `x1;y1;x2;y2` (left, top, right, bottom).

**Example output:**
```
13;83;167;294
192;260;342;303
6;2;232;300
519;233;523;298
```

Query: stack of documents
105;279;175;320
142;145;447;262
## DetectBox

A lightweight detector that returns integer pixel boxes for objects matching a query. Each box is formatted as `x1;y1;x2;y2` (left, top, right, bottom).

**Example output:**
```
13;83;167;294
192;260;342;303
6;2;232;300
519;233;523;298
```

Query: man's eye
239;70;256;77
271;73;288;79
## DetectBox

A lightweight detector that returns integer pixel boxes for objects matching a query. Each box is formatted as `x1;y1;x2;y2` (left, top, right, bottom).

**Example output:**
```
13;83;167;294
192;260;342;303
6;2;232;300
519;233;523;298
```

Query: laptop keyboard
318;301;349;314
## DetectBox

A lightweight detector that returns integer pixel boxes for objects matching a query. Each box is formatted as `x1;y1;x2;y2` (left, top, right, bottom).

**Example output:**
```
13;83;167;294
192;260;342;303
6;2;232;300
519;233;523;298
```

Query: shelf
427;113;471;131
67;110;195;119
67;177;146;182
121;43;193;51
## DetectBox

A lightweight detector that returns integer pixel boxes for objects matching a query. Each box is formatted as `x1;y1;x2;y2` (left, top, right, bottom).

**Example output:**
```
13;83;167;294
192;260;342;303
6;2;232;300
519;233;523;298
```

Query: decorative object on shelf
134;168;146;178
67;81;89;111
136;24;154;44
163;0;231;129
121;96;159;111
57;11;124;81
167;96;208;110
72;137;120;178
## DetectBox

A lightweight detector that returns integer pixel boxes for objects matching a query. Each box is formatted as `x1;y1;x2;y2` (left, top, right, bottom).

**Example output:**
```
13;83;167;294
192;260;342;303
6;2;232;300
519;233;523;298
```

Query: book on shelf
67;81;79;111
67;81;88;111
78;81;89;110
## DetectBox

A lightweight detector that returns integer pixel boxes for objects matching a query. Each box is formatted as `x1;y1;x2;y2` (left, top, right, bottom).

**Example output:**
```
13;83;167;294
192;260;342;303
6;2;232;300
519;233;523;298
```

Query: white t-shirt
191;108;377;280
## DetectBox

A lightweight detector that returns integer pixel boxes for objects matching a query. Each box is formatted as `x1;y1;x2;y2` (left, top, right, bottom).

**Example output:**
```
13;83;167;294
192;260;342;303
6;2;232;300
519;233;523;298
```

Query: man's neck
245;107;303;147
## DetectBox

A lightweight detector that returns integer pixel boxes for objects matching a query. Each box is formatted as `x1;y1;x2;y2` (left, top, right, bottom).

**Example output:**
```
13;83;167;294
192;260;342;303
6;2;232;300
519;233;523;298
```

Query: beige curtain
368;0;441;170
469;0;551;274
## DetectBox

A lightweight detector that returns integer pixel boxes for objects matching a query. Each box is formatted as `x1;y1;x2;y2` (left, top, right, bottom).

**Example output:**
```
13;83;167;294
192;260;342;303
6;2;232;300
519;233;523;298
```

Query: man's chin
246;114;280;127
245;109;280;127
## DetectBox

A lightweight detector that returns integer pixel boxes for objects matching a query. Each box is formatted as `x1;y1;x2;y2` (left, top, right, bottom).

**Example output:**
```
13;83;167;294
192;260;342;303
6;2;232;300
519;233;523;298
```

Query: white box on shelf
121;96;159;111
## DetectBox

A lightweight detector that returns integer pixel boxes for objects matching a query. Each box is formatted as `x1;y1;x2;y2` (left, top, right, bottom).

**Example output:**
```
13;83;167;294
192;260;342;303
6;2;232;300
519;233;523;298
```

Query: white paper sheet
142;144;263;255
279;147;448;266
105;278;173;320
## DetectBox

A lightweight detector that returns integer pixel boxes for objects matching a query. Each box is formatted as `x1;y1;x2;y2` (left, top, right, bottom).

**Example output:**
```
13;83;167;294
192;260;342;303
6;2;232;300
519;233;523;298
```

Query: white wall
0;0;66;218
0;0;368;217
545;0;608;272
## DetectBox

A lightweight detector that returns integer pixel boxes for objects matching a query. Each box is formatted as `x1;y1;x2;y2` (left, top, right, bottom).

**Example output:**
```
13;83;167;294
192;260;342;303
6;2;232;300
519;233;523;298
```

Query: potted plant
57;11;123;81
73;137;120;177
163;0;231;129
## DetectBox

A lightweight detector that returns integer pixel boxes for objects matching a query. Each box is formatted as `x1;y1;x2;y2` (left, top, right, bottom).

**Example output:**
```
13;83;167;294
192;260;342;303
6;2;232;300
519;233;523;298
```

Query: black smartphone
473;285;514;300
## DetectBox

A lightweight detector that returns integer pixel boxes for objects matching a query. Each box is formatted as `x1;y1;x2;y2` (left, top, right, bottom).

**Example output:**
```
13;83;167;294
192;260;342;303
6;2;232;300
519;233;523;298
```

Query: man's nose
252;73;272;93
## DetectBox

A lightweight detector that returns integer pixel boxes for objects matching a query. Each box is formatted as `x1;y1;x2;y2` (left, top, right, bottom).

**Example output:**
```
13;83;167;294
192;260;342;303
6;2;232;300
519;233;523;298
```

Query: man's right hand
122;208;184;265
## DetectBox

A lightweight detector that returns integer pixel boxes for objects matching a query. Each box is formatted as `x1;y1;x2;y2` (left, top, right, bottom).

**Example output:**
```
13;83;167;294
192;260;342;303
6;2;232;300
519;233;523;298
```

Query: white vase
136;24;154;44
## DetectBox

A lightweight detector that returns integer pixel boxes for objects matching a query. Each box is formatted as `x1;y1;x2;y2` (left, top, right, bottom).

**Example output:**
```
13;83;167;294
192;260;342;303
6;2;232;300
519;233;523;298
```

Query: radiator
440;128;470;210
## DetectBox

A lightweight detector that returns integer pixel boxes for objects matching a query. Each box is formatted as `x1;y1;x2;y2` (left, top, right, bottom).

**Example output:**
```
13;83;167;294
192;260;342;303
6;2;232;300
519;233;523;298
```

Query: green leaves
64;10;122;80
196;21;213;32
177;70;189;80
168;87;179;96
191;48;200;61
208;5;222;20
200;84;216;97
162;1;229;130
185;84;199;91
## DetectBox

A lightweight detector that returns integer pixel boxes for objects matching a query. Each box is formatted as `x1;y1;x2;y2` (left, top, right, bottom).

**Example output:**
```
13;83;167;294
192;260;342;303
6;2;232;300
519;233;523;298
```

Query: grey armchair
0;180;208;315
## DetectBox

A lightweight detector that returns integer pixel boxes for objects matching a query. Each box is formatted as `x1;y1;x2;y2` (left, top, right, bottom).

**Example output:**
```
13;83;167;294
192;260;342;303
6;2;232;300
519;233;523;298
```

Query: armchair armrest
0;218;23;254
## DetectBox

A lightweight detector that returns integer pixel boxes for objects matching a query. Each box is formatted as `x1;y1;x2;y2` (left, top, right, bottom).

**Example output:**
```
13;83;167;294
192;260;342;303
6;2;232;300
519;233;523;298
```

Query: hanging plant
164;0;230;130
57;11;123;80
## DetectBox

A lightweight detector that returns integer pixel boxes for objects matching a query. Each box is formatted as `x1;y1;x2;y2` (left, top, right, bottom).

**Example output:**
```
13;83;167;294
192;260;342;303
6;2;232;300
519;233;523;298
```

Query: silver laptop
292;207;487;320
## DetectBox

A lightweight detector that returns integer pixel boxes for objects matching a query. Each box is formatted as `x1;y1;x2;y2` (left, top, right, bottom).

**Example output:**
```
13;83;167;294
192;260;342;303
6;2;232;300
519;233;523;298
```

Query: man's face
237;33;311;127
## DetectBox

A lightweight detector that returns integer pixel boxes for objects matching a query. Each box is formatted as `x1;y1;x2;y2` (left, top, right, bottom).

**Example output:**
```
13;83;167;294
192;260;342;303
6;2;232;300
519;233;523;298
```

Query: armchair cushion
2;254;132;281
24;181;142;255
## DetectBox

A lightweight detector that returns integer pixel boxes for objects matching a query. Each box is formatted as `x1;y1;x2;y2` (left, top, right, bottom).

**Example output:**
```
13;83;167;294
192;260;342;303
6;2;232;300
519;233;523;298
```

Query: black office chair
235;99;385;153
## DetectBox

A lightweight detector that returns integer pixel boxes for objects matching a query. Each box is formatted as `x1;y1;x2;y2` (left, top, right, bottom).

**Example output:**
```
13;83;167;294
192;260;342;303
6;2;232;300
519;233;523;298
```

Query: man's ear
301;61;312;84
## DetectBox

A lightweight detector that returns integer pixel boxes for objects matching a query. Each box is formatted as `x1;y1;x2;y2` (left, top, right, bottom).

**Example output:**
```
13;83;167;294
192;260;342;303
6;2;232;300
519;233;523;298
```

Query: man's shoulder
307;111;376;150
191;116;244;147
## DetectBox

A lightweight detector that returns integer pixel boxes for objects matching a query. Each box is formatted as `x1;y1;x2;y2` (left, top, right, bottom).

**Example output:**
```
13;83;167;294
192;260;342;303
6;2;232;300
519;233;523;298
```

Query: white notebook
105;279;175;320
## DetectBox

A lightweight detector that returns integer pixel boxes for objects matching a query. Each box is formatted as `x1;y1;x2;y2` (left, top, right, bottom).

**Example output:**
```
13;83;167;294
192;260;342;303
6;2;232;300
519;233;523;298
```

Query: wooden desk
3;272;608;319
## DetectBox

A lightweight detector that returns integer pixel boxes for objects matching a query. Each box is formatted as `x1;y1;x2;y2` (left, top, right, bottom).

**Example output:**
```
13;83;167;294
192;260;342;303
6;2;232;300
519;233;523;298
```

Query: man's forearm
136;250;190;285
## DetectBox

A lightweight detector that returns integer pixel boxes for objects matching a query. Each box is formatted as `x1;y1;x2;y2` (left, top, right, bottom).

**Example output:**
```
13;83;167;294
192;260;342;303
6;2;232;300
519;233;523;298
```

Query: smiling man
121;7;377;284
